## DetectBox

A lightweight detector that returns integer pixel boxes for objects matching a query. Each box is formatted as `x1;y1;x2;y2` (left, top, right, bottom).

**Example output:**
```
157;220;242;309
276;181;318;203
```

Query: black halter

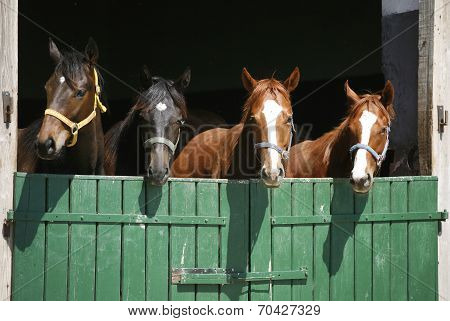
254;117;295;161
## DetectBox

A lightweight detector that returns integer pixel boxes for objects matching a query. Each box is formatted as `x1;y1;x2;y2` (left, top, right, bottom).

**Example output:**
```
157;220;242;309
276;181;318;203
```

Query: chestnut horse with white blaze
286;81;395;193
172;67;300;187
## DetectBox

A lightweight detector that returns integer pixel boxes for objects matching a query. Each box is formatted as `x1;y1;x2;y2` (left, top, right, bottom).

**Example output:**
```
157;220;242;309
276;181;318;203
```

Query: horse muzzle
146;166;170;186
261;167;285;188
350;172;373;194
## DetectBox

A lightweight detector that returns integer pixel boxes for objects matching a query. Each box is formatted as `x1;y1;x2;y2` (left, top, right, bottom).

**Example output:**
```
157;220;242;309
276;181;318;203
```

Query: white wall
382;0;419;16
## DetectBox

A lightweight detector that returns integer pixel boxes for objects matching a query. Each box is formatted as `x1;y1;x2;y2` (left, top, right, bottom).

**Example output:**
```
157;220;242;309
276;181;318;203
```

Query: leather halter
349;126;390;167
143;128;181;154
43;68;107;147
254;117;295;161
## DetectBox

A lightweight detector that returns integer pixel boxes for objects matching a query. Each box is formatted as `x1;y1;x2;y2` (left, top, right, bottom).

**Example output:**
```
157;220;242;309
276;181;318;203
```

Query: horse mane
134;78;187;118
241;78;290;122
54;49;106;103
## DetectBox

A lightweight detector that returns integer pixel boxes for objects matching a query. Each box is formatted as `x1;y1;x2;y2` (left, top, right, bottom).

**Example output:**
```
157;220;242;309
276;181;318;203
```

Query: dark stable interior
18;1;386;171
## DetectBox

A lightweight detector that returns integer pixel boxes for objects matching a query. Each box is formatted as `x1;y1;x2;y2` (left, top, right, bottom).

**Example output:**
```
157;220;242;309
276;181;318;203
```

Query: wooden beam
417;0;434;175
0;0;18;301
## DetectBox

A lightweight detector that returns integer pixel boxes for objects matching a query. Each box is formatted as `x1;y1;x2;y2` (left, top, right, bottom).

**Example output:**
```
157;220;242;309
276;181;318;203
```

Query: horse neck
322;120;353;177
106;110;140;176
225;118;259;179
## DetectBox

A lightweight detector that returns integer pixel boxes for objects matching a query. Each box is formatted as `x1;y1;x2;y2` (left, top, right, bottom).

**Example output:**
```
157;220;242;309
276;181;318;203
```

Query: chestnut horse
18;38;107;174
172;67;300;187
286;80;395;193
104;66;191;185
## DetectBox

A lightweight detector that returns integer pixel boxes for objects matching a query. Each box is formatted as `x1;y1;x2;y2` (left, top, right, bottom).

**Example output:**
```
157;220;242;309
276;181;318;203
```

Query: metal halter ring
71;123;79;136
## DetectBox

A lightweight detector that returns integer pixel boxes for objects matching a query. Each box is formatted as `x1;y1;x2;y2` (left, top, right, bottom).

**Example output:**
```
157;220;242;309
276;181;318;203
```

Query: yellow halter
44;68;107;147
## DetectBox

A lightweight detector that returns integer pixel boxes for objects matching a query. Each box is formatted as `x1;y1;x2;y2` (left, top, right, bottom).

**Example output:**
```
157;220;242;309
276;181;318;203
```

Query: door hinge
2;91;13;124
438;105;447;133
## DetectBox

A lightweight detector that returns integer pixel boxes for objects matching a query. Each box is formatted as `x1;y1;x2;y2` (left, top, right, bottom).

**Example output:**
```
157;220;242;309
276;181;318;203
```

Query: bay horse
171;67;300;187
104;66;191;185
286;80;395;193
18;38;107;174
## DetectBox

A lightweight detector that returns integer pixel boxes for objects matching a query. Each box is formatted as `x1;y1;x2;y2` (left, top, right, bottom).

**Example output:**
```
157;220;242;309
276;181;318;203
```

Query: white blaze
262;99;283;171
352;110;377;181
59;76;65;84
156;102;167;111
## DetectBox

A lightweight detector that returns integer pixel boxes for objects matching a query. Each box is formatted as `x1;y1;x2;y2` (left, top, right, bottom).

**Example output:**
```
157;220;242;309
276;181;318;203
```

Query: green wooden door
9;173;445;301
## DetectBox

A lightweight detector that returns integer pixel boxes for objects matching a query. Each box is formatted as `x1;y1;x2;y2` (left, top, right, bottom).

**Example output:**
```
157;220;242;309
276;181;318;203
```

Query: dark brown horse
104;66;191;185
172;67;300;187
286;80;395;193
18;38;107;174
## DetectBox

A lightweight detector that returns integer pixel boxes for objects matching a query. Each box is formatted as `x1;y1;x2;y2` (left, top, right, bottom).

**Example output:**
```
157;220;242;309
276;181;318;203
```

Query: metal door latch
2;91;12;124
438;105;447;133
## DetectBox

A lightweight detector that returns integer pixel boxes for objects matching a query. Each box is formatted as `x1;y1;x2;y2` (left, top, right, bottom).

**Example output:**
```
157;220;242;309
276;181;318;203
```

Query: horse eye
177;119;185;126
75;89;86;98
286;116;293;124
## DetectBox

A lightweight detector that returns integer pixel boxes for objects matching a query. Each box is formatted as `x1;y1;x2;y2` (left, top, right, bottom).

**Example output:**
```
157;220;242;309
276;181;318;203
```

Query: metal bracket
2;91;12;124
438;105;447;133
171;267;308;285
2;219;11;238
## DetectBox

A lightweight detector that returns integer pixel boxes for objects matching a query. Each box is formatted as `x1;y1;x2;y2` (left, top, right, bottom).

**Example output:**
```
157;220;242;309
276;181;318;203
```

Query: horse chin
261;178;283;188
37;147;65;161
351;183;373;194
145;174;169;186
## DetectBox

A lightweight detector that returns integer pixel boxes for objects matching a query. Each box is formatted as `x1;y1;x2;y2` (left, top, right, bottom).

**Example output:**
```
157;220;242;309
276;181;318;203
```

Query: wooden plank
96;179;122;301
408;179;438;300
330;180;354;300
196;182;219;300
291;182;313;300
313;182;331;300
68;179;96;301
170;181;196;301
146;182;170;300
44;176;69;300
354;190;373;300
122;180;146;300
272;182;292;300
372;181;391;300
0;0;18;301
12;175;45;300
417;0;434;175
249;182;271;300
390;181;408;300
220;182;249;301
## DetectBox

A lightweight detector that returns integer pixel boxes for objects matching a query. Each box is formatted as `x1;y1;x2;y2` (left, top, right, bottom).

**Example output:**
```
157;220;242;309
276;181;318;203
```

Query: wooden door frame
0;0;18;301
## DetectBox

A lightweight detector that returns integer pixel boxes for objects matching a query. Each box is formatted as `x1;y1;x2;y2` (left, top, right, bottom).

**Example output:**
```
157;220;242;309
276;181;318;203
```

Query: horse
18;37;107;175
104;66;191;185
286;80;395;193
171;67;300;188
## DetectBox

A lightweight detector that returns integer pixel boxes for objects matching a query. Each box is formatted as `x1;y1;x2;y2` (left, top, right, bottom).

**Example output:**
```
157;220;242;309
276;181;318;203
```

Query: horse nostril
165;167;169;176
45;138;55;154
147;167;153;176
350;177;355;184
367;173;371;181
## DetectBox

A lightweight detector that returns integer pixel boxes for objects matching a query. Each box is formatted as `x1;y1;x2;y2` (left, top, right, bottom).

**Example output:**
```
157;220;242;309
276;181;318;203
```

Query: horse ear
242;67;257;92
381;80;395;119
283;67;300;93
175;67;191;91
344;80;360;106
49;38;61;63
140;65;153;90
84;37;99;64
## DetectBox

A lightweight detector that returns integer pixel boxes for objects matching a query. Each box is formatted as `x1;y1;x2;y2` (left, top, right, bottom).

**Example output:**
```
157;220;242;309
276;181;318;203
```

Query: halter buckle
281;151;290;160
71;123;79;136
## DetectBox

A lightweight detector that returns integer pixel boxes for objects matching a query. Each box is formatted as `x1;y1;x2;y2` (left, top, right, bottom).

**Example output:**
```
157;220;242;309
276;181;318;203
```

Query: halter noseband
143;128;181;155
349;125;390;167
254;117;295;161
43;68;107;147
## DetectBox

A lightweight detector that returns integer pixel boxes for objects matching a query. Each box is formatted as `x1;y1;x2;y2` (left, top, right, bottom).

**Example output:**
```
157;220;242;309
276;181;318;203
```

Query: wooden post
0;0;18;301
418;0;450;300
